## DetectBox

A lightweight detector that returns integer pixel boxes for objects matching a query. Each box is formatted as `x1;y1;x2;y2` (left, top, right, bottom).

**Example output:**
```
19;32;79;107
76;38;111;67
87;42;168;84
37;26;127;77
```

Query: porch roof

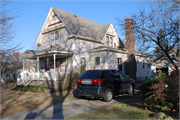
21;46;74;59
89;46;128;54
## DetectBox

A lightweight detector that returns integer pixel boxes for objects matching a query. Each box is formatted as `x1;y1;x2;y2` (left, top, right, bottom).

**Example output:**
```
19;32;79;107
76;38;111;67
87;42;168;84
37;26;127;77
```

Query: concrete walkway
1;98;120;119
1;84;141;119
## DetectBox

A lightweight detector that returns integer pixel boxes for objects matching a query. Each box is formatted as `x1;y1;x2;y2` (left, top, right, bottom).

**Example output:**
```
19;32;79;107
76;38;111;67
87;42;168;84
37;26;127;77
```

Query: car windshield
79;70;102;79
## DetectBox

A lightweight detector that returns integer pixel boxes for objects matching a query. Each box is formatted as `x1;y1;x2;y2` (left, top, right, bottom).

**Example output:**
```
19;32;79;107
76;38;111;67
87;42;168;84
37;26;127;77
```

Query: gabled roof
118;38;125;48
52;6;110;41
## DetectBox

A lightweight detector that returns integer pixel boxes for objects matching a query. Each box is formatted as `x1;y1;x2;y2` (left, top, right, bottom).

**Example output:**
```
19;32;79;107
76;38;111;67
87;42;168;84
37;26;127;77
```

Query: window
117;58;122;71
106;36;109;46
45;58;49;72
56;59;60;72
118;71;127;79
148;63;150;68
81;57;86;71
111;70;118;78
100;71;109;79
51;31;59;46
106;36;114;47
95;57;100;65
114;43;116;48
60;58;66;72
55;31;59;45
110;37;113;47
79;71;102;79
51;33;54;46
56;58;66;72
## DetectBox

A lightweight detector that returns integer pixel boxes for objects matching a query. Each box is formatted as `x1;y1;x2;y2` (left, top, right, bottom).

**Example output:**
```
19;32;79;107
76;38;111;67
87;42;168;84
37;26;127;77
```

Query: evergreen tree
155;29;168;59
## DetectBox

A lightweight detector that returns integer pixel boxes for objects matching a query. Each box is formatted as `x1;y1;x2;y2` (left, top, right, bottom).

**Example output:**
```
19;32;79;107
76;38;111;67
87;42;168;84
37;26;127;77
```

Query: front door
45;61;49;72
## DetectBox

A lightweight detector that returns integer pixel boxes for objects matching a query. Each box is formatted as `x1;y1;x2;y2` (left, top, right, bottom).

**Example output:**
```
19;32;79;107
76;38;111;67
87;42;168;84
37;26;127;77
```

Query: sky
6;0;151;53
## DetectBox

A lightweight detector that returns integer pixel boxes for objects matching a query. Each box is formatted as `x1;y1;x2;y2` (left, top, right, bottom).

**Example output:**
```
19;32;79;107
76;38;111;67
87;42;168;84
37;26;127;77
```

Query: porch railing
17;71;66;85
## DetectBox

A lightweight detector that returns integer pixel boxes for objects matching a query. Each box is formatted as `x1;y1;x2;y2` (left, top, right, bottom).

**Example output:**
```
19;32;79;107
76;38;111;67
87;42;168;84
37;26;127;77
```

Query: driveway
1;84;141;119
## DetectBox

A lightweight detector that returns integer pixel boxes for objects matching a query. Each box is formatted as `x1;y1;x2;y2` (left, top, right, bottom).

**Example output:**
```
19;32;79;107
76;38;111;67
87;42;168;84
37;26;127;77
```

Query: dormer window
106;36;114;47
110;37;113;47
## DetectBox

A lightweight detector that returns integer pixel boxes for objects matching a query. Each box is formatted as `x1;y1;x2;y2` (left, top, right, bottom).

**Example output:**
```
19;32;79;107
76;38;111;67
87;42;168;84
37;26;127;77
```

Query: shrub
7;79;16;83
140;70;179;115
12;85;48;92
139;78;160;100
57;66;86;92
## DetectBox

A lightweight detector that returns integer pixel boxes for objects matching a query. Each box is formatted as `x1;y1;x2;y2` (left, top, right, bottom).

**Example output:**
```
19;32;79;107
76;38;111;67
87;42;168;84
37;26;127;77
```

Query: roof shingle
52;6;110;41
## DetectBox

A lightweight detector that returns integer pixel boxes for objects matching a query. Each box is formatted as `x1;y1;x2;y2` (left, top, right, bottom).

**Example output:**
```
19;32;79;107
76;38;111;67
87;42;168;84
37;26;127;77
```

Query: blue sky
6;0;151;53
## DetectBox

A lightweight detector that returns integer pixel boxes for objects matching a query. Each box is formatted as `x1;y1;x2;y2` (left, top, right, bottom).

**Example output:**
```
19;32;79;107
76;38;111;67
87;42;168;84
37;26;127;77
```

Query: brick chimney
124;16;136;80
125;16;135;56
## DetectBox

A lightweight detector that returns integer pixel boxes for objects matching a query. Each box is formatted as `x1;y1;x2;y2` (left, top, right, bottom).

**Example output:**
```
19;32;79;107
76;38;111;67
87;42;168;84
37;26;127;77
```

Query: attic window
106;36;109;46
74;15;77;17
110;37;113;47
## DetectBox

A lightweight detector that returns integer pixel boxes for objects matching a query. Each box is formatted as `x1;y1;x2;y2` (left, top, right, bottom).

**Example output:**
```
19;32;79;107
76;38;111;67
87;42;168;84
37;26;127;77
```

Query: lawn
0;90;77;116
69;94;155;119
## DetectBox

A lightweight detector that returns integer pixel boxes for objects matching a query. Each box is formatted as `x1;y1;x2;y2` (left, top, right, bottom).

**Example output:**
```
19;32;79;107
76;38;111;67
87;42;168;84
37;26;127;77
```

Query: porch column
23;59;25;71
37;57;39;80
54;54;56;81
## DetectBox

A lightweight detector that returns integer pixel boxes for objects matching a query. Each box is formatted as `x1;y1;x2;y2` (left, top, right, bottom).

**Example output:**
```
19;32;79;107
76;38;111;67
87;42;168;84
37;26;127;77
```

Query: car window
118;71;127;79
111;70;119;78
100;71;109;79
79;70;102;79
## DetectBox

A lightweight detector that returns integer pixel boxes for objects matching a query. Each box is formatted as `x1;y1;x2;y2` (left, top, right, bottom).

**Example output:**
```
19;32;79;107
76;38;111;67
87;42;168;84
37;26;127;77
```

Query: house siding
89;52;106;70
40;27;72;51
73;39;101;69
102;26;119;48
136;56;151;79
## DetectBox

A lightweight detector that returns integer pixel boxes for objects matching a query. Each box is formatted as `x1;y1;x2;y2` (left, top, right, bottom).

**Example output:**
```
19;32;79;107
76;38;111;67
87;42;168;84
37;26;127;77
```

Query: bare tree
0;0;22;82
1;51;23;82
0;0;22;52
116;0;179;70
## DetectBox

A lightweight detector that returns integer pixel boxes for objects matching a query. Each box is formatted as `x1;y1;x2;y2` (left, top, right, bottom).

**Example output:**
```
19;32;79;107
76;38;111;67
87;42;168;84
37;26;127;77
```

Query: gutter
89;47;128;54
69;35;103;44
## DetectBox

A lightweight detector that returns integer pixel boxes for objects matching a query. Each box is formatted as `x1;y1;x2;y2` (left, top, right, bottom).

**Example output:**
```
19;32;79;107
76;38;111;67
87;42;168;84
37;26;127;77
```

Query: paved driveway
2;84;141;119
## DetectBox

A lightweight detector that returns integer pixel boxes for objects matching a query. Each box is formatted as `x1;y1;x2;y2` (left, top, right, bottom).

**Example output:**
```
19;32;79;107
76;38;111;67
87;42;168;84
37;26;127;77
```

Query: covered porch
19;46;74;85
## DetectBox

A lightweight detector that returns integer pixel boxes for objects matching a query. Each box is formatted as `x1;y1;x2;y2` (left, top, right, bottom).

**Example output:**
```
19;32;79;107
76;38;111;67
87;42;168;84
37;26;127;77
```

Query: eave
89;47;128;54
69;35;104;44
41;23;66;34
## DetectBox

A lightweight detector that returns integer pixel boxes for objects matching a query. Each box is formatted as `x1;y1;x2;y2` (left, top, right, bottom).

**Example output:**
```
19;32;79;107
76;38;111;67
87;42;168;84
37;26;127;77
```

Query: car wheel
128;84;134;95
104;88;113;102
81;96;87;99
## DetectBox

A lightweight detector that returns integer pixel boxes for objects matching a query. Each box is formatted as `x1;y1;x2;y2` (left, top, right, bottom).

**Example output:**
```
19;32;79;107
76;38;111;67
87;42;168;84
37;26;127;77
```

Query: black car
76;69;135;102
